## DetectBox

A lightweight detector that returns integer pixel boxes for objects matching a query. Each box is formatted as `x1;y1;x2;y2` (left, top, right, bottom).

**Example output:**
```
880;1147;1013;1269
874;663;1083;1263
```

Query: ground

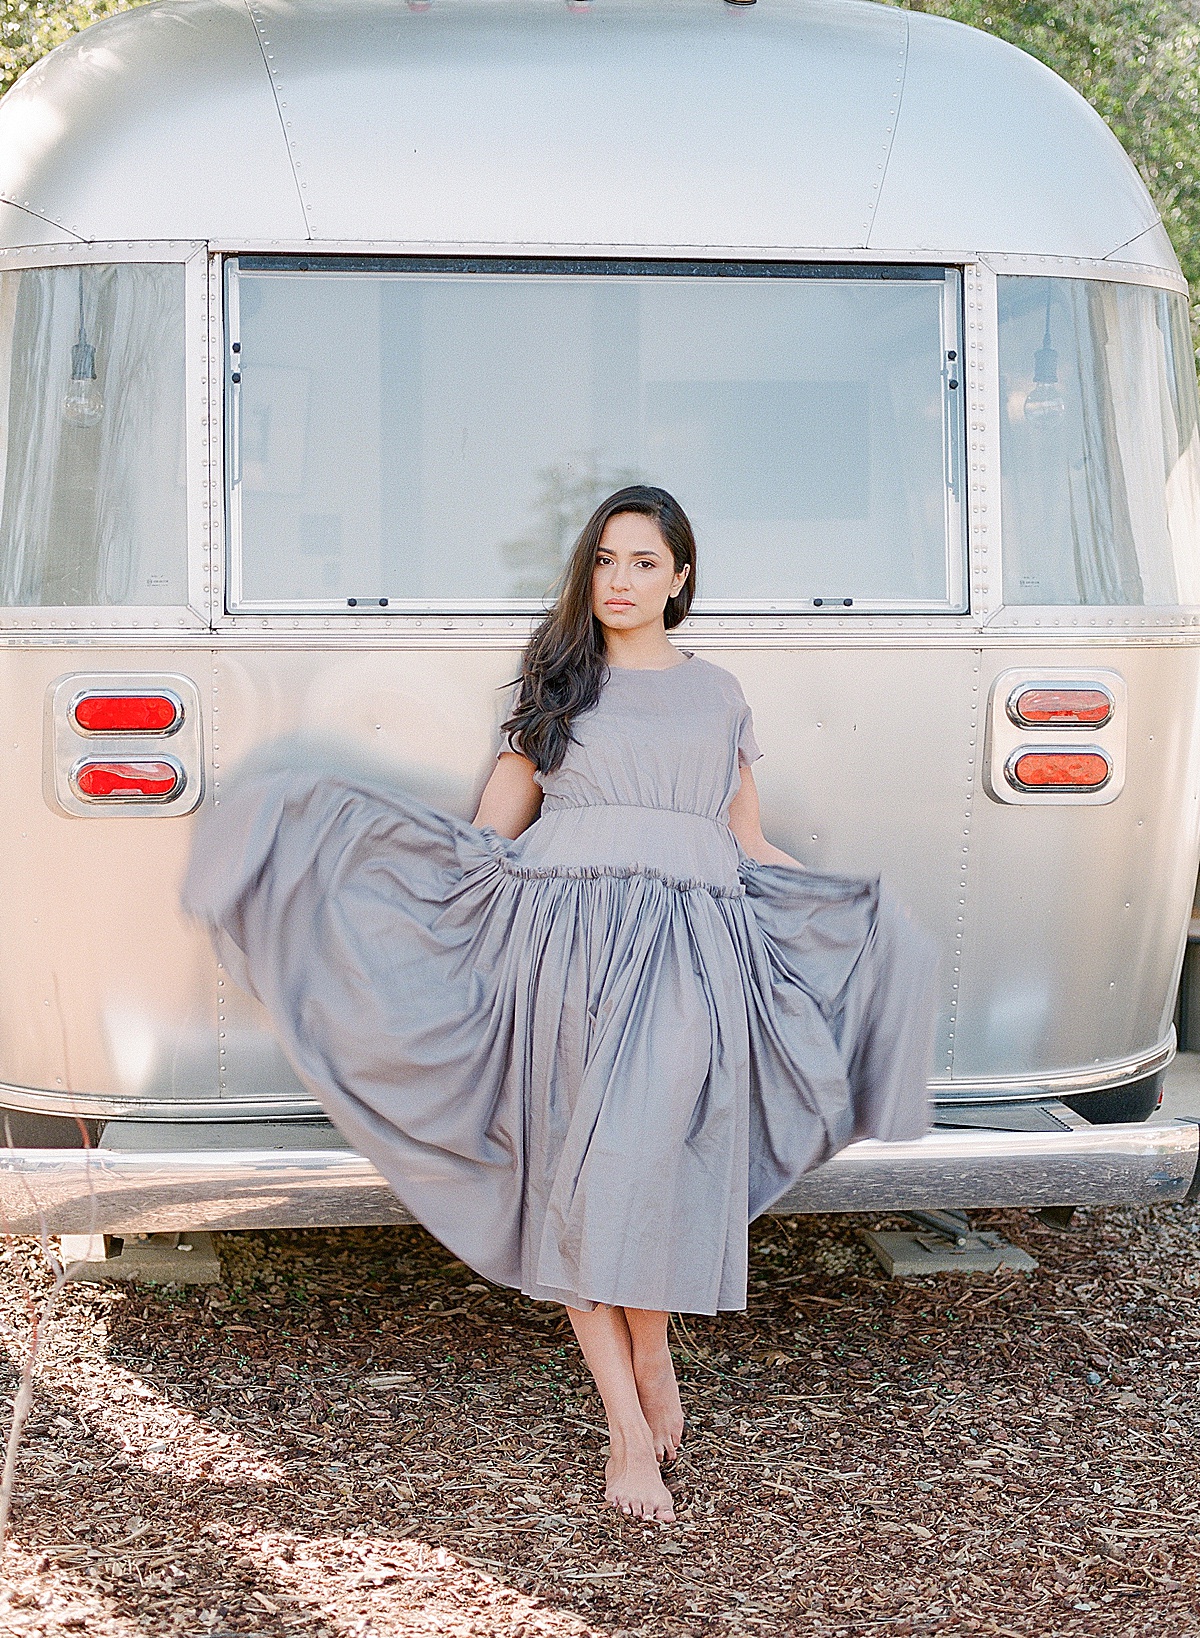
1;1110;1198;1636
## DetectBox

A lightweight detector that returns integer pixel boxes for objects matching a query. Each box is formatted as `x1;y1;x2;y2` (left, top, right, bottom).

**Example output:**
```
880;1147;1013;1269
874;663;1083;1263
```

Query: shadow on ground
1;1205;1198;1636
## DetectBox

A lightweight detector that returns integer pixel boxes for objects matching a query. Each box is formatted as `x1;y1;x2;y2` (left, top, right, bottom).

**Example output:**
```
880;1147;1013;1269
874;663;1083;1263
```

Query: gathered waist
540;798;728;825
506;800;742;892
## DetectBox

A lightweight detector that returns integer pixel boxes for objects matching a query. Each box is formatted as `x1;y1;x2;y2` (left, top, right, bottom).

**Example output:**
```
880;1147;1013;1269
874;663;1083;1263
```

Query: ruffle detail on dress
480;834;746;898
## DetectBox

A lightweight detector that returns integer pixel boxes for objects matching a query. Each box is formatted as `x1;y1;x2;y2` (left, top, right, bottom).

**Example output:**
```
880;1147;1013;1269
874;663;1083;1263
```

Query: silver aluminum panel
0;0;305;246
867;11;1168;266
0;0;1172;267
0;201;78;251
247;0;904;249
982;250;1187;297
1102;222;1181;273
0;635;1197;1132
0;647;218;1105
953;645;1200;1083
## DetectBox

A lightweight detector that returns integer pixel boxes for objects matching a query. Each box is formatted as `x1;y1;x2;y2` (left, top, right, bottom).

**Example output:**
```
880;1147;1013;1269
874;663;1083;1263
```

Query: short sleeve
737;705;762;767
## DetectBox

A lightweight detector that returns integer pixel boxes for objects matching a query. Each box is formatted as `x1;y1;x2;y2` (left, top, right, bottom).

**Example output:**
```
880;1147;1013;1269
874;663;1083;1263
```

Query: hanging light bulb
1023;289;1066;425
63;345;103;428
63;269;104;428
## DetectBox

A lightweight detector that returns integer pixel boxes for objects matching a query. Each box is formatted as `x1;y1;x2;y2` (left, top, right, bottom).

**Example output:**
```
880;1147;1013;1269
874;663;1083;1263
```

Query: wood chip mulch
1;1202;1198;1637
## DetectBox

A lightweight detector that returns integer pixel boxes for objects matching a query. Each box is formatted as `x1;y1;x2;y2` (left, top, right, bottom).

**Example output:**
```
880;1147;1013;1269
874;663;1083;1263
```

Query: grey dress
183;653;937;1315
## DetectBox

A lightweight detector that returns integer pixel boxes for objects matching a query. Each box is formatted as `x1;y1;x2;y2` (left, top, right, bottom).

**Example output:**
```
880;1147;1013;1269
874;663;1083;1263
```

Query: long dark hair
502;485;697;775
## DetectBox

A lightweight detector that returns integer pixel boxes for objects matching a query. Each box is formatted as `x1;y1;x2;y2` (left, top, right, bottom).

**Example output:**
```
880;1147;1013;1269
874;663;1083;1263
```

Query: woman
184;486;937;1526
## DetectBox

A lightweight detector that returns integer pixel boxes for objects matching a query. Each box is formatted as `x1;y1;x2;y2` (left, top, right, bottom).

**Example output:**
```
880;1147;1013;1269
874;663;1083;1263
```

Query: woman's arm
473;750;543;839
727;763;805;868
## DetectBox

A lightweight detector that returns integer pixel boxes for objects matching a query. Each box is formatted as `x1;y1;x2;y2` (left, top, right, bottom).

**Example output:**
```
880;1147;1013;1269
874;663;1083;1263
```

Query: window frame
0;242;209;633
222;255;968;619
993;270;1200;613
979;255;1197;631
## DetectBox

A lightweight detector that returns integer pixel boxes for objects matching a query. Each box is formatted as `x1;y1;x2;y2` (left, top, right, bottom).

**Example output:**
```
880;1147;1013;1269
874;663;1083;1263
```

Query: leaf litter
0;1201;1198;1636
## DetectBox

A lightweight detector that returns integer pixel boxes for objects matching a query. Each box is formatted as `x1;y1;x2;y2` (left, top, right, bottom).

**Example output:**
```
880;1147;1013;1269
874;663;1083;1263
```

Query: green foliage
0;0;146;92
1;0;1197;303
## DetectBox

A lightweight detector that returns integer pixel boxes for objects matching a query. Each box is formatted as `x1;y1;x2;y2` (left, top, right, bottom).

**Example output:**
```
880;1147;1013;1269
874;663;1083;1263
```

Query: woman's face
591;512;688;635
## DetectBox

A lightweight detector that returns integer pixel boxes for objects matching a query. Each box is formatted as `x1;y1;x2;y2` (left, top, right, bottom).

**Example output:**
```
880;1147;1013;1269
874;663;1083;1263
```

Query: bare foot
604;1418;675;1522
632;1341;684;1462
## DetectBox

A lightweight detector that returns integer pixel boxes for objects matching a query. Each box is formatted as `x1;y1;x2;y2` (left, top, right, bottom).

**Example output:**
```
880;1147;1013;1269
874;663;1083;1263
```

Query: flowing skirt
182;765;938;1314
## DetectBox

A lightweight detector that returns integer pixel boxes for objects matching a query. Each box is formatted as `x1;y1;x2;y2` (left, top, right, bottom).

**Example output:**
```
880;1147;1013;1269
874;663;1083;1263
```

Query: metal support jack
860;1209;1038;1277
903;1208;973;1246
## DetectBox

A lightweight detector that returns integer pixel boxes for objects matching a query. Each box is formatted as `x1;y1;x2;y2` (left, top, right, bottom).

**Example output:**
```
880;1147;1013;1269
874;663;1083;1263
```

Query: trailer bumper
0;1114;1196;1237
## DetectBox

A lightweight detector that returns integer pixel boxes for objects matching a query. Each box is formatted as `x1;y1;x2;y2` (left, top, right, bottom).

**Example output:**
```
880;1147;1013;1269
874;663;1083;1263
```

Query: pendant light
1023;288;1066;425
63;268;104;428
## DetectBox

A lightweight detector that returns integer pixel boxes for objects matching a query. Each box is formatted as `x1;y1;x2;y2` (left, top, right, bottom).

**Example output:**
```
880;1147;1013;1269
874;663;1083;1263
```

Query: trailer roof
0;0;1177;272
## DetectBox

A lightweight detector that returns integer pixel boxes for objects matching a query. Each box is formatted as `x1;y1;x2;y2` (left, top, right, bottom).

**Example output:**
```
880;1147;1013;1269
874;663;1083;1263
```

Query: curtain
999;276;1200;608
0;263;187;607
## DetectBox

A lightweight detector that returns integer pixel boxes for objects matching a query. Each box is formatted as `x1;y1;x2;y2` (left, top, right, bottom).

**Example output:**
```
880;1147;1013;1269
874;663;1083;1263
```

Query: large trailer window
0;263;187;608
998;277;1200;607
227;259;965;614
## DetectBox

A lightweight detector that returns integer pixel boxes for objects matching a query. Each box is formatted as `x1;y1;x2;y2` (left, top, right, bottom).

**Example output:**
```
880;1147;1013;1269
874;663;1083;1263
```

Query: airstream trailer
1;0;1199;1254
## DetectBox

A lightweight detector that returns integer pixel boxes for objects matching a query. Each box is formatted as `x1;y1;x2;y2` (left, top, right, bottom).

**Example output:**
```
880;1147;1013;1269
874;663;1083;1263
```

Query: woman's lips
605;599;634;609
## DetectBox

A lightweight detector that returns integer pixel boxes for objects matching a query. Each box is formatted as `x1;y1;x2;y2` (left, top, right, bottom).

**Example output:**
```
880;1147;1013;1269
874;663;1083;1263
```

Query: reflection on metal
770;1120;1200;1214
0;1117;1195;1236
3;633;1197;1134
0;0;1174;267
0;1031;1180;1123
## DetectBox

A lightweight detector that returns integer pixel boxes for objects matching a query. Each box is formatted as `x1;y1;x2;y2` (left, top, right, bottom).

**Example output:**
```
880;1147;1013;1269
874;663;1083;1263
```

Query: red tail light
1006;750;1111;793
71;760;184;801
1008;686;1113;729
70;691;182;735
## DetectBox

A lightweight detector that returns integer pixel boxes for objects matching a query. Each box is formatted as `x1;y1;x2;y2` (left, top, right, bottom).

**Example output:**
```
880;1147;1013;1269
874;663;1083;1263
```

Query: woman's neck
603;627;682;671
